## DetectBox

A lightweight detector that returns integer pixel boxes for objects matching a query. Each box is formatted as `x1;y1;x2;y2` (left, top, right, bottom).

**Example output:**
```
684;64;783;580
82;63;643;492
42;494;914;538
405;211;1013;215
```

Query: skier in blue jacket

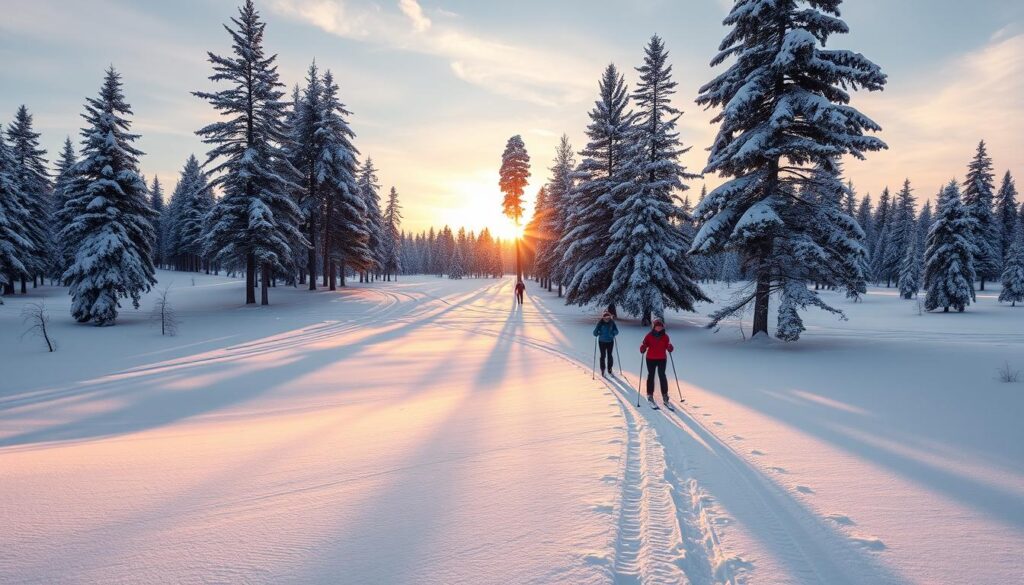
593;311;619;376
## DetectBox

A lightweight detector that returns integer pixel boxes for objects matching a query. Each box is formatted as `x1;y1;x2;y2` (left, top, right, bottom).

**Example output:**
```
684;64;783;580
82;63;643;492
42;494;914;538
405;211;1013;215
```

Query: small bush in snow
996;362;1020;384
151;286;178;336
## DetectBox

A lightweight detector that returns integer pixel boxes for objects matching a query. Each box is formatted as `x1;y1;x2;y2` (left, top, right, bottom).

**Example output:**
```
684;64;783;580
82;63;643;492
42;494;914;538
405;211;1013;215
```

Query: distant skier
640;318;674;408
593;311;619;376
514;280;526;305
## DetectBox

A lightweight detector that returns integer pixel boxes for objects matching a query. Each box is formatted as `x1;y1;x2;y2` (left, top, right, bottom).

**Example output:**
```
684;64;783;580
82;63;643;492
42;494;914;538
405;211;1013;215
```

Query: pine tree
999;218;1024;306
534;135;574;295
50;137;78;279
61;67;156;325
882;180;917;286
172;155;214;272
559;64;635;307
499;135;530;281
870;187;893;285
916;198;932;260
318;70;370;288
604;35;708;325
996;171;1017;266
924;181;977;313
382;186;402;280
855;193;874;260
898;236;921;300
6;105;51;290
804;160;868;301
694;0;886;338
149;176;165;269
0;131;33;298
962;141;1000;289
357;157;385;279
291;63;324;289
194;0;303;305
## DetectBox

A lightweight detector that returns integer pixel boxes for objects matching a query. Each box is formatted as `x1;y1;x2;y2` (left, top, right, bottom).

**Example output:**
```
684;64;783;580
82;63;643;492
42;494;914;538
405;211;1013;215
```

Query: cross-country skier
640;318;674;408
514;280;526;305
593;311;619;376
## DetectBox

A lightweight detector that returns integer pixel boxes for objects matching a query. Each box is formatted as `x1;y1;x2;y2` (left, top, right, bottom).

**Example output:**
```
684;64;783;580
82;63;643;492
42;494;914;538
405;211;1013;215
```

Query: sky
1;0;1022;236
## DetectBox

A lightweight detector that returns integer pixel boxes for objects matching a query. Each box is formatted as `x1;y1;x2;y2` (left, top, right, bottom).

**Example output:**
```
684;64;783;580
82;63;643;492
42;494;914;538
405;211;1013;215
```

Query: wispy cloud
845;33;1024;200
268;0;594;106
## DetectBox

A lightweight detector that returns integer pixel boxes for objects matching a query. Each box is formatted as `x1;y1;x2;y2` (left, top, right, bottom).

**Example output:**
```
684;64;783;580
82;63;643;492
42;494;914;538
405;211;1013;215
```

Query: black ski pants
646;358;668;398
599;341;614;372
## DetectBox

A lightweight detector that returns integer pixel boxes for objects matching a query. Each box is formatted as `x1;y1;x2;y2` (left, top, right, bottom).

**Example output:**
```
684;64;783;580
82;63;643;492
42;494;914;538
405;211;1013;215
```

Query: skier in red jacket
640;318;674;407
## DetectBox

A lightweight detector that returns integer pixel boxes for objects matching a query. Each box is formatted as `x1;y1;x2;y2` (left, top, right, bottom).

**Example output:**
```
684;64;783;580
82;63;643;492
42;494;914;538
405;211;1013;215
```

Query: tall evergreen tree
382;186;402;280
173;155;214;272
804;160;868;301
916;198;932;259
693;0;886;338
291;63;324;289
855;193;874;262
559;64;635;307
924;181;977;312
882;179;917;286
149;176;165;269
50;137;78;279
870;187;893;285
962;140;1000;289
534;135;574;295
898;236;921;300
6;105;51;290
318;69;370;288
996;171;1017;265
61;67;156;325
194;0;303;305
998;218;1024;306
603;35;708;325
499;134;530;281
357;157;385;278
0;131;33;298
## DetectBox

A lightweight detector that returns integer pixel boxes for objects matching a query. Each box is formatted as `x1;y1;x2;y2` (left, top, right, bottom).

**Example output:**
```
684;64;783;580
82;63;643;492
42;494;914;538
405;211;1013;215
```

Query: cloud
844;33;1024;202
268;0;594;106
398;0;431;32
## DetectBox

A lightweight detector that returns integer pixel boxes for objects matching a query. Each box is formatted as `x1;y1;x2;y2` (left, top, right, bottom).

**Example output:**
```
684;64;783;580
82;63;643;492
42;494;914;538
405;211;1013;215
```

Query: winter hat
652;318;664;328
602;311;612;318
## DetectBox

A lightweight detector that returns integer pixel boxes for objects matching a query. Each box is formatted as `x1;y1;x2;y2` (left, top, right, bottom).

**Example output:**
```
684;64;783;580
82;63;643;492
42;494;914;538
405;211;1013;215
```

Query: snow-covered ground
1;272;1022;584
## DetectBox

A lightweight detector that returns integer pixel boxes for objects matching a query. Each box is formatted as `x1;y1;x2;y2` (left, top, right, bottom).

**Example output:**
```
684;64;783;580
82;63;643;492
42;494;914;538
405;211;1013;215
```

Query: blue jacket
593;320;619;343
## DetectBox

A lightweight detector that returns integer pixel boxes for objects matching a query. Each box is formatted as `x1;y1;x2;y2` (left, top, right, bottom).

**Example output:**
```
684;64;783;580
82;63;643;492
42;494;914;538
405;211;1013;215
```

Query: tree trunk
329;261;336;291
246;253;256;304
752;253;771;337
308;217;317;290
979;277;986;291
260;263;269;305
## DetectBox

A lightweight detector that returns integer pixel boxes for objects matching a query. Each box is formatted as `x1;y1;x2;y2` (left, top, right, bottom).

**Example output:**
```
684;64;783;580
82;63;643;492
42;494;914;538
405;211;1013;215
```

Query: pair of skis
647;397;676;411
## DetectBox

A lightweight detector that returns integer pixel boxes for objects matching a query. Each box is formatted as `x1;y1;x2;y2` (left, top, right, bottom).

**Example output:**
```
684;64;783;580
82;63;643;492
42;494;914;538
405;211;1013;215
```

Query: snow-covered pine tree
898;236;921;300
534;135;574;295
844;181;857;217
50;137;77;280
6;105;51;290
61;67;157;325
149;176;165;269
962;141;1000;290
318;70;370;289
291;63;324;289
916;198;932;260
871;187;891;266
559;64;635;307
882;179;917;287
603;35;708;325
996;171;1017;267
855;193;874;259
382;186;402;280
448;229;466;279
693;0;887;338
524;185;548;279
499;134;530;281
999;218;1024;306
803;159;868;302
173;155;214;272
194;0;303;305
357;157;385;280
0;131;33;299
924;181;977;313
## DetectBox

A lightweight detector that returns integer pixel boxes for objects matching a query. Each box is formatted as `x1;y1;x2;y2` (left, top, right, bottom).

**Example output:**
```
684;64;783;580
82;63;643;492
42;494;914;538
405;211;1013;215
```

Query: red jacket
641;331;673;360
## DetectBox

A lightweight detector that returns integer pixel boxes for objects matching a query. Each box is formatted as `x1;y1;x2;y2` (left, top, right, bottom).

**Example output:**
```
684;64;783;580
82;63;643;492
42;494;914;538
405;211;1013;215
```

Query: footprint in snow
601;475;617;483
702;413;712;417
606;455;621;461
607;438;624;445
591;504;615;514
796;485;814;494
750;450;766;456
826;513;855;526
850;535;886;551
770;466;787;474
732;435;745;440
713;421;724;426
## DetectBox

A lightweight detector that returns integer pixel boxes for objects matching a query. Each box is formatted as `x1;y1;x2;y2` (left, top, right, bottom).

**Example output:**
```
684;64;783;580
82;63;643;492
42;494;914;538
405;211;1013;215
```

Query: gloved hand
640;346;647;354
668;344;674;352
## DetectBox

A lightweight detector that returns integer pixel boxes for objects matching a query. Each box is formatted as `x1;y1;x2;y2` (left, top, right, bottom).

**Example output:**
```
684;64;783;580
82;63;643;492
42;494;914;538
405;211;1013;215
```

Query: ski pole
592;337;598;380
636;353;644;407
668;351;684;402
614;337;623;377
